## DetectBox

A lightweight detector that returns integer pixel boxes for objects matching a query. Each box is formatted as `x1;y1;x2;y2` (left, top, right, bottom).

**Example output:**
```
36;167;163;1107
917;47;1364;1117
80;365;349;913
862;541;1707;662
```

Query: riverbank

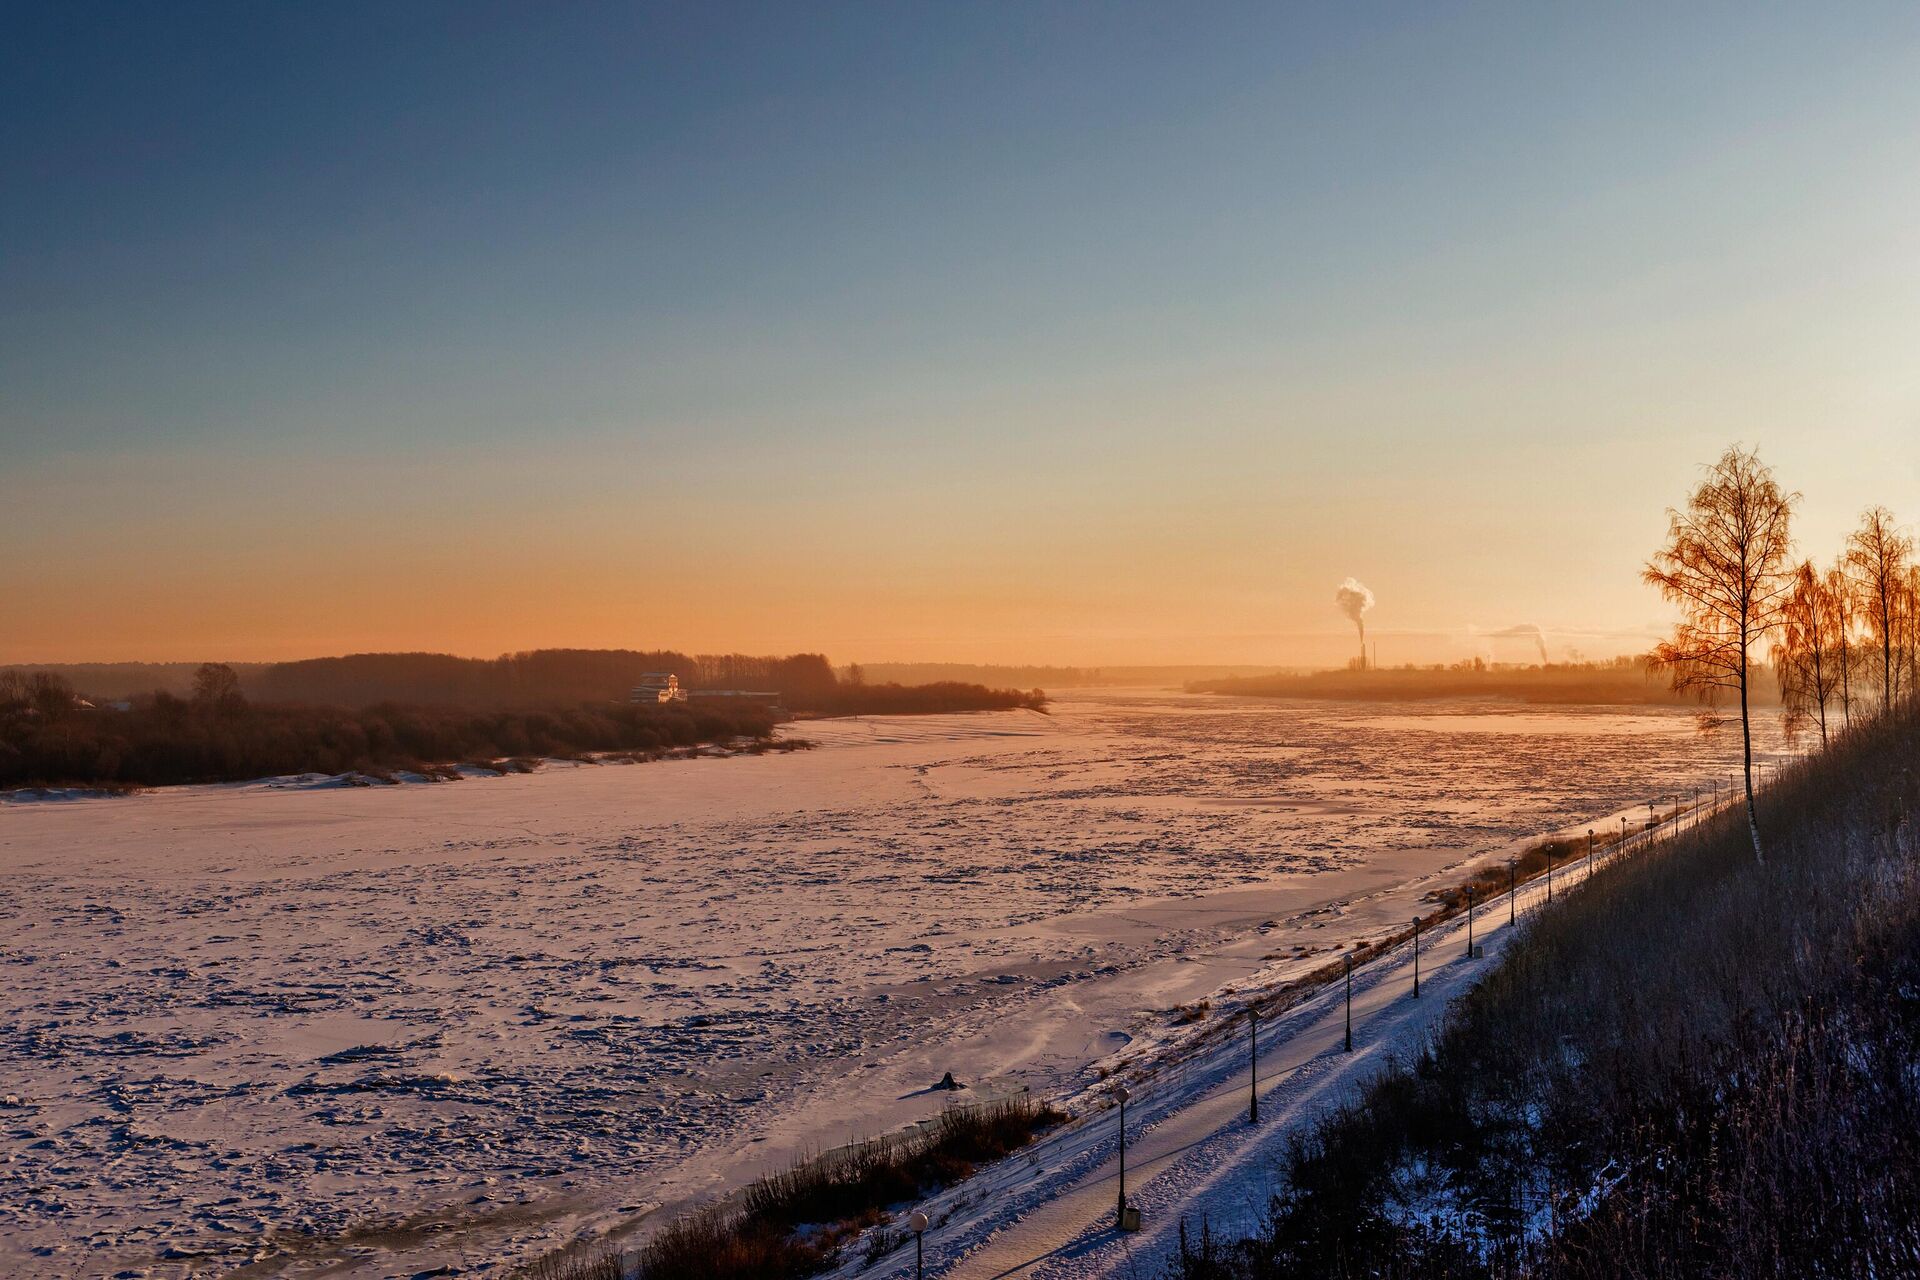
0;692;1789;1277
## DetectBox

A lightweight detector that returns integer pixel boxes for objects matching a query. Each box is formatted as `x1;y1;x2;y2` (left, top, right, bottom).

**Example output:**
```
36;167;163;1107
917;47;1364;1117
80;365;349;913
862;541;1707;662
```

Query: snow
0;691;1786;1277
837;824;1625;1280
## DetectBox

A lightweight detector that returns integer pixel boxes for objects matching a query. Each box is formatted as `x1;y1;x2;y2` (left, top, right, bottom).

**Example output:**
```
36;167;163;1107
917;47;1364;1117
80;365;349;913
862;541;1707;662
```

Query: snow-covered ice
0;690;1784;1277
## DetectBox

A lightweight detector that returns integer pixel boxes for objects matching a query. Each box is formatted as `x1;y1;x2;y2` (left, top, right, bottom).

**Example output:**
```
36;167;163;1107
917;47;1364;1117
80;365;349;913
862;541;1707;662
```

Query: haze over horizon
6;3;1919;666
0;626;1653;673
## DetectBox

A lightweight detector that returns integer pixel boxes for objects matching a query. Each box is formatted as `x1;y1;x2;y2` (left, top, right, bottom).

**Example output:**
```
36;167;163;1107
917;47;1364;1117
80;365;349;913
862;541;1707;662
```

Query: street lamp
1343;952;1353;1052
1247;1007;1259;1124
1114;1085;1133;1230
1507;857;1516;926
907;1210;929;1280
1465;886;1476;959
1412;916;1422;997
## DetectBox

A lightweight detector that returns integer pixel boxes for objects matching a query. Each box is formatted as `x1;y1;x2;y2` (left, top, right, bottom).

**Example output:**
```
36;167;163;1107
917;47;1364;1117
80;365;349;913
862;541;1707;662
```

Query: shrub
520;1096;1067;1280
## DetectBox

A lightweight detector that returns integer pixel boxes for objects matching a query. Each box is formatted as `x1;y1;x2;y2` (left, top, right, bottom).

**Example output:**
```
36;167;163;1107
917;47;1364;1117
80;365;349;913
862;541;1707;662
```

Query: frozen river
0;690;1787;1277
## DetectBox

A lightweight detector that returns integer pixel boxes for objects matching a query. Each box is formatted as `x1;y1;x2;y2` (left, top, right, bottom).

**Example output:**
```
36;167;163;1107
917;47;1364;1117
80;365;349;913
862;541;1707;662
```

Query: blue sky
4;3;1918;662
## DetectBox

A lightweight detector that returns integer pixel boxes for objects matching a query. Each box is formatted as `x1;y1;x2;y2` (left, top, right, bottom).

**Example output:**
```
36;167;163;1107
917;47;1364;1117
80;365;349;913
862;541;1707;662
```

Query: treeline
1768;505;1919;744
199;649;1045;715
5;649;1048;720
0;669;779;790
806;681;1046;716
1167;673;1920;1278
248;649;841;709
0;661;267;702
845;663;1284;689
1190;659;1752;706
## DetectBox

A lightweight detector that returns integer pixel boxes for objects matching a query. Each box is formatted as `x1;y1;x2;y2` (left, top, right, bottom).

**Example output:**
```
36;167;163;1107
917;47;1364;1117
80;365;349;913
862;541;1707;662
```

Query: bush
521;1096;1067;1280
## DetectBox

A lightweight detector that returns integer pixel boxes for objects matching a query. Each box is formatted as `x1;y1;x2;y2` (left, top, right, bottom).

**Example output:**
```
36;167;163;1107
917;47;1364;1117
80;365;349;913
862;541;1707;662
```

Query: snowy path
839;799;1723;1280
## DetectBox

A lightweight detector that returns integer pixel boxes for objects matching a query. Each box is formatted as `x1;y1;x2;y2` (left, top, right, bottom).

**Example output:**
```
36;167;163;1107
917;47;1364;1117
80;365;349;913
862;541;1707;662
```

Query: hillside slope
1168;702;1919;1279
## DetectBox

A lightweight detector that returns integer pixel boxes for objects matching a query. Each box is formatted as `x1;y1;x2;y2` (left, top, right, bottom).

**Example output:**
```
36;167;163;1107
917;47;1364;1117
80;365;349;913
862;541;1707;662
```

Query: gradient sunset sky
5;3;1918;666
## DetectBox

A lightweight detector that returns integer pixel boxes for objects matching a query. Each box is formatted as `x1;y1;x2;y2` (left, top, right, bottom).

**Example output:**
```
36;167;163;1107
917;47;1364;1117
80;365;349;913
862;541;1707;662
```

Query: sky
4;2;1919;666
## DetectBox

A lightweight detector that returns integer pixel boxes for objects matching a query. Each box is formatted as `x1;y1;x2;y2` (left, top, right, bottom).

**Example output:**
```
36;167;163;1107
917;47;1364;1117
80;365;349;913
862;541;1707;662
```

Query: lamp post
1412;916;1421;998
1343;952;1353;1052
1545;844;1553;902
1465;886;1476;958
1114;1085;1131;1229
1587;828;1595;876
1247;1007;1258;1124
1507;857;1516;926
907;1210;928;1280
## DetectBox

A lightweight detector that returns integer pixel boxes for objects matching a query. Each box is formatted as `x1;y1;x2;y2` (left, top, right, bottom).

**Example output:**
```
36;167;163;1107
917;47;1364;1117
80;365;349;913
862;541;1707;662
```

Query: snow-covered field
0;691;1784;1278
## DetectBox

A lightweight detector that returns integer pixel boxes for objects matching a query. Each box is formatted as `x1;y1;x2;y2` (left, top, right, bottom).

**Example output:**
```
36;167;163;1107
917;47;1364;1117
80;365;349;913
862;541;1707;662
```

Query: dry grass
519;1095;1067;1280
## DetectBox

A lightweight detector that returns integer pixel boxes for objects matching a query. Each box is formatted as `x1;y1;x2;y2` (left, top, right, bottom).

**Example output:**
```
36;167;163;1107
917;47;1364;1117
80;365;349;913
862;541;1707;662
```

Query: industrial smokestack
1335;578;1375;668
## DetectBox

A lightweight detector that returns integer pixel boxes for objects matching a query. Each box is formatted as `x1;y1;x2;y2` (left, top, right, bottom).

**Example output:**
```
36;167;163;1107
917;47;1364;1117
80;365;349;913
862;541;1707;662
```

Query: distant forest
1191;656;1784;706
0;661;266;701
250;649;841;710
2;650;1048;716
0;650;1045;790
845;662;1287;688
0;667;785;791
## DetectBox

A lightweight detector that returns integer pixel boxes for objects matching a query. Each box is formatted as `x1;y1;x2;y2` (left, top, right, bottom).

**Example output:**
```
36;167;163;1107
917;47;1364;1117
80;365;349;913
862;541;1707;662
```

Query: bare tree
191;662;246;716
1845;506;1914;710
1645;445;1798;863
1825;561;1857;724
1901;564;1920;705
1773;561;1841;746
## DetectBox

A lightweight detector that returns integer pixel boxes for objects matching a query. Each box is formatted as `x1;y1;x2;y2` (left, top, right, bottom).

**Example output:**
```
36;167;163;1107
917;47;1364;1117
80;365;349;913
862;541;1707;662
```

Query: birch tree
1825;561;1857;724
1773;561;1841;746
1845;506;1914;710
1645;446;1797;863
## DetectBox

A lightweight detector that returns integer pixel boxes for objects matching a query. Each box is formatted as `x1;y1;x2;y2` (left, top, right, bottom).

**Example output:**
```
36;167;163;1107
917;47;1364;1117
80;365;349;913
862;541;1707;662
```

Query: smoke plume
1335;578;1375;642
1490;623;1550;664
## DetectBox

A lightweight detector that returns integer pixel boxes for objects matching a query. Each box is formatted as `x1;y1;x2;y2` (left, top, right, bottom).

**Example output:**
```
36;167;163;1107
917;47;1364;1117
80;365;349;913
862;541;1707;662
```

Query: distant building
630;673;687;704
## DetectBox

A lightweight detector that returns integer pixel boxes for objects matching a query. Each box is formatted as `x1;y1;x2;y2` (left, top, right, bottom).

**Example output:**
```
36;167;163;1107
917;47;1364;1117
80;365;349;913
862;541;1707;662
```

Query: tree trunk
1883;585;1895;710
1814;645;1828;746
1740;663;1763;864
1841;639;1852;723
